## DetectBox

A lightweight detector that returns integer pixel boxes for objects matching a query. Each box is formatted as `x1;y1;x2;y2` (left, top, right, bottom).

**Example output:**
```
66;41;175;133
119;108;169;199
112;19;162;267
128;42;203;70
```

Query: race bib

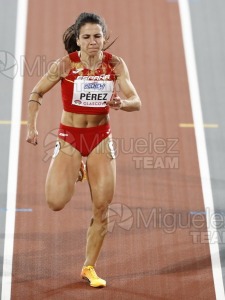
72;78;114;107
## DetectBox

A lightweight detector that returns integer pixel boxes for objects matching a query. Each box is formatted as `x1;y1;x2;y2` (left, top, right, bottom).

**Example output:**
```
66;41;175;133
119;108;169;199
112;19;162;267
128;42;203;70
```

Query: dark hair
63;12;116;54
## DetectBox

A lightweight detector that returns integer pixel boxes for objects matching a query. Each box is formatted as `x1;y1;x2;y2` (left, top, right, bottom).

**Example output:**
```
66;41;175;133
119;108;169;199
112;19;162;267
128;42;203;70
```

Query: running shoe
81;266;106;288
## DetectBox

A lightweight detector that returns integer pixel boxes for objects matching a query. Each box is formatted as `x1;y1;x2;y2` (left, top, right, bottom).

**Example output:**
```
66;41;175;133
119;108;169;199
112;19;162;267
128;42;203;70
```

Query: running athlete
26;12;141;288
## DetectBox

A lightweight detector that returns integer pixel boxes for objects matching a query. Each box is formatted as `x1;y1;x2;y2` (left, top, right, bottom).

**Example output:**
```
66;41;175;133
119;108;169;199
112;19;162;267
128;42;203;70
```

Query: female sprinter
26;12;141;288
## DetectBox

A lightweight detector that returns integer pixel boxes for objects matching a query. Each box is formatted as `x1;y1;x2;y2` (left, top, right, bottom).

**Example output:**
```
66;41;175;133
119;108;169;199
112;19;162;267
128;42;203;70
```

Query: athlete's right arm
26;57;68;146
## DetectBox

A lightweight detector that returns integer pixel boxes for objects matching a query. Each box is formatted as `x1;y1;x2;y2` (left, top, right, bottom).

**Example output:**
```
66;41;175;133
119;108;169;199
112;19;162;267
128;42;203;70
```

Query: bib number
72;79;114;107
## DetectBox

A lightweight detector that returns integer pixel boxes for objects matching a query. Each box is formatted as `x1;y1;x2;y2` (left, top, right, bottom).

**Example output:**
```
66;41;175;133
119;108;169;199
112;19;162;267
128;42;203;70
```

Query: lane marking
179;123;219;128
0;120;27;125
1;0;28;299
178;1;225;299
0;208;32;212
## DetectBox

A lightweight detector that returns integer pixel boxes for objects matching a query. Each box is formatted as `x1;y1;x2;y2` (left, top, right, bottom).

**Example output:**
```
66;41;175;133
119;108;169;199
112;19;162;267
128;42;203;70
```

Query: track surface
10;0;215;299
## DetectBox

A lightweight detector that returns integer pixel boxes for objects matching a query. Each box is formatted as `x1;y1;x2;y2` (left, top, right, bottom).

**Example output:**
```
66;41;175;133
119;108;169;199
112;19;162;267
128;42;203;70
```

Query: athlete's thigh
87;135;116;206
45;139;82;199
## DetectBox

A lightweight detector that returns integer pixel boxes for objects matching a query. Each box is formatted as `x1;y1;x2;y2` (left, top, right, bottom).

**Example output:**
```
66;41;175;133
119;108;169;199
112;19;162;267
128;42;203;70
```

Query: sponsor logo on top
84;82;106;91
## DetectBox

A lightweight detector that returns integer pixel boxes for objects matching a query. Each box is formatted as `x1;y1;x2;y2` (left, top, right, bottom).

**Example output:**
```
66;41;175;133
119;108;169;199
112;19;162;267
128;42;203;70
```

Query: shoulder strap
103;51;113;63
69;51;80;62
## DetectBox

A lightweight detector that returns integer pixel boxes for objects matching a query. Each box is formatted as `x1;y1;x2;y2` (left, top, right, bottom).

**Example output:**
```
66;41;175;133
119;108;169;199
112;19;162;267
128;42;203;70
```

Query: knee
93;202;109;221
46;198;65;211
45;188;70;211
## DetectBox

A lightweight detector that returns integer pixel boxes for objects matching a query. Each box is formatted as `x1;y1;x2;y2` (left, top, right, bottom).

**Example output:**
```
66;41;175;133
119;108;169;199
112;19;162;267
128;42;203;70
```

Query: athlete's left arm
108;58;141;112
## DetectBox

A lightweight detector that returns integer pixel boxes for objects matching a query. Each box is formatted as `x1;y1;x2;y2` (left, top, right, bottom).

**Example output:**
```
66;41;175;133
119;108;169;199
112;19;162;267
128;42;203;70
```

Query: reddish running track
11;0;215;299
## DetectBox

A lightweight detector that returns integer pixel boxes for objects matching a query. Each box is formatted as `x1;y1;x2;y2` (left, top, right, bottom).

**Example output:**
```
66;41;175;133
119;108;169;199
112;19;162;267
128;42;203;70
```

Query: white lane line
1;0;28;299
178;1;225;299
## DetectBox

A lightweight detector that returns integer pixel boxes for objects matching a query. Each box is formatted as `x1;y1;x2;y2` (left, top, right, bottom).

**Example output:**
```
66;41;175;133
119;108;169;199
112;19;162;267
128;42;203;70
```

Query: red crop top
61;51;117;115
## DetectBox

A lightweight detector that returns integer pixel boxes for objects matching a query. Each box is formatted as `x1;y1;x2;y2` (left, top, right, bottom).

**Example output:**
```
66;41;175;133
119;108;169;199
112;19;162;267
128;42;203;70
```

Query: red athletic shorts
58;123;111;157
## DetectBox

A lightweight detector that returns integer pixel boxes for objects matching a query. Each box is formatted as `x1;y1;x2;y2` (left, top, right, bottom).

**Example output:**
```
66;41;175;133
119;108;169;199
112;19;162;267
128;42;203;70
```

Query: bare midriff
60;110;110;128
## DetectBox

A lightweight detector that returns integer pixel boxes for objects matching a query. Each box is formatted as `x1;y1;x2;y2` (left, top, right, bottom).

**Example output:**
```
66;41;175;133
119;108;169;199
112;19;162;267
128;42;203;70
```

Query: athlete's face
77;23;105;56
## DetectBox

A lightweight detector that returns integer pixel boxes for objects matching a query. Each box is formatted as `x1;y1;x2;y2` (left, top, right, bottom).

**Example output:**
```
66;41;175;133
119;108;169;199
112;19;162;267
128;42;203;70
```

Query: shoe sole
81;276;106;288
